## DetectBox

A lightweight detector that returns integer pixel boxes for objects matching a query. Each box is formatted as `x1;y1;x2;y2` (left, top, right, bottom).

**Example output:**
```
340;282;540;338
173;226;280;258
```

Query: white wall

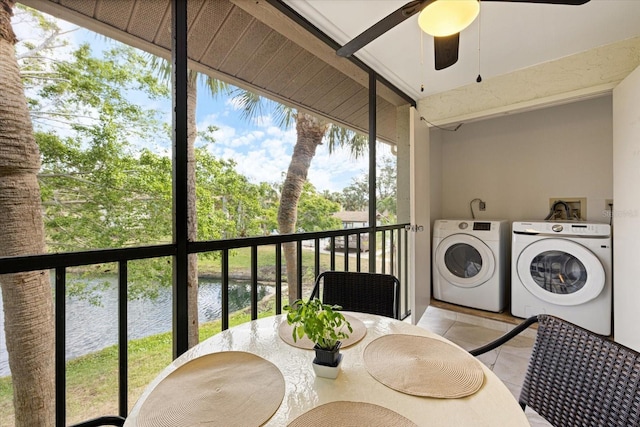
429;132;443;225
410;108;431;323
431;96;613;223
613;65;640;351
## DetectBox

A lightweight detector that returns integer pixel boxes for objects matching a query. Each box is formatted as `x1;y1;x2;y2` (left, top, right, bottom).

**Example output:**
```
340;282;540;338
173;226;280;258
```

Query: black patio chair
70;415;126;427
310;271;400;319
470;314;640;427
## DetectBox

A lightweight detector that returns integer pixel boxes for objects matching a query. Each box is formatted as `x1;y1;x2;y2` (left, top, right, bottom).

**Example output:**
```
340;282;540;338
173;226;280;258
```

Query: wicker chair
70;416;126;427
309;271;400;319
470;314;640;427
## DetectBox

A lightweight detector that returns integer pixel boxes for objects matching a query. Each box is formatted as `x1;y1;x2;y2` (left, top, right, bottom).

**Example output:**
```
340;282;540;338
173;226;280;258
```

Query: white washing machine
433;219;509;312
511;221;612;335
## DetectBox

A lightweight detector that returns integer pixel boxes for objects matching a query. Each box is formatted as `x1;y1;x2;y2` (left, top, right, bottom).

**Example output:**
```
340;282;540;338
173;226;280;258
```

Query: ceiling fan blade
336;0;435;58
483;0;589;4
434;33;459;70
337;0;589;59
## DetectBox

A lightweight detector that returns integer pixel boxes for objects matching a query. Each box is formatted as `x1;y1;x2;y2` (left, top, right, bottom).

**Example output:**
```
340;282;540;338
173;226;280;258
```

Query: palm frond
199;74;230;98
231;89;263;122
325;125;368;158
145;54;228;95
146;54;171;82
273;104;296;129
230;89;294;129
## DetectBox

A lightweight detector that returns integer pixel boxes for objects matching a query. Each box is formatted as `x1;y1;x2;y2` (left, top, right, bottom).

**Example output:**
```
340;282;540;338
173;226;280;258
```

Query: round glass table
124;312;530;426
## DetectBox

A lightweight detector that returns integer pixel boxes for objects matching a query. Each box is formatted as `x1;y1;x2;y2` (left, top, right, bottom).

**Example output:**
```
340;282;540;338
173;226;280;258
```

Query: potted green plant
284;298;352;378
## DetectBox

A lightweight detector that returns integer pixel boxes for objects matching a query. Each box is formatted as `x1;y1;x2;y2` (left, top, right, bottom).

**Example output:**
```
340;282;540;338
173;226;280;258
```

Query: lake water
0;277;272;377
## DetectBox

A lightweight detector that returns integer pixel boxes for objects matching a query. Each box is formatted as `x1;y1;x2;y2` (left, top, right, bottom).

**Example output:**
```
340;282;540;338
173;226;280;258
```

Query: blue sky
14;7;392;194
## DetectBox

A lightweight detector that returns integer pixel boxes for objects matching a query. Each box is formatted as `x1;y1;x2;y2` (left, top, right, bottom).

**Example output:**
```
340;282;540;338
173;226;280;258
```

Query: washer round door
434;234;495;288
516;238;605;306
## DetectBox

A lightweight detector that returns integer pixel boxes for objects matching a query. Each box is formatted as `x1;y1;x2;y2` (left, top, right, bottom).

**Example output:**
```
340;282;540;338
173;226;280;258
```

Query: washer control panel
513;221;610;237
473;222;492;231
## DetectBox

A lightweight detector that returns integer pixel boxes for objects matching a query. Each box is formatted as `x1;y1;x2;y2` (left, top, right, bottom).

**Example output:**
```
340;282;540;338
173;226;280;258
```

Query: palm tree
147;55;229;347
0;1;55;425
233;91;368;302
150;57;367;307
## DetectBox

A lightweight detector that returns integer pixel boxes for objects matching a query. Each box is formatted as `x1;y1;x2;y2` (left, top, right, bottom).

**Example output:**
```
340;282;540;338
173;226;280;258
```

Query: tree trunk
278;112;327;303
0;1;56;425
186;77;199;347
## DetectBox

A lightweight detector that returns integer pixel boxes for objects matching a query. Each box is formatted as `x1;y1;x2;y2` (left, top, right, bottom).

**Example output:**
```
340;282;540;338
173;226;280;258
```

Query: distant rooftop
333;211;369;223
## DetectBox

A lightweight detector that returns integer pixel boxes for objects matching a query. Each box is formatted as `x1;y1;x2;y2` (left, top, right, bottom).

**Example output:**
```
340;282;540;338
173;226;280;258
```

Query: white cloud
309;143;369;192
206;120;296;185
225;97;241;109
254;115;274;127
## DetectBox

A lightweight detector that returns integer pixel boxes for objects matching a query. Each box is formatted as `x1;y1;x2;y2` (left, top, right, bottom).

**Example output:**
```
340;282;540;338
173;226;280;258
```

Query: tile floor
415;306;551;427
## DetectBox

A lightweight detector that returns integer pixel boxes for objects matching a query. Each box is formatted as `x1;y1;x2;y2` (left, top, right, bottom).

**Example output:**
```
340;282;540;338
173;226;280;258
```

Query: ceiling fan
336;0;590;70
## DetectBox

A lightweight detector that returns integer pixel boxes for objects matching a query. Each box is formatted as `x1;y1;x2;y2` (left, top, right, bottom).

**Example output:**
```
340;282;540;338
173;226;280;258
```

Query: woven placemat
136;351;284;427
287;401;418;427
278;313;366;349
363;334;485;398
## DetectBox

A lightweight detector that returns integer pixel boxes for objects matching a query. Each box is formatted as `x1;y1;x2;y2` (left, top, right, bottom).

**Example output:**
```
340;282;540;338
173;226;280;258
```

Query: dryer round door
434;234;496;288
516;238;605;306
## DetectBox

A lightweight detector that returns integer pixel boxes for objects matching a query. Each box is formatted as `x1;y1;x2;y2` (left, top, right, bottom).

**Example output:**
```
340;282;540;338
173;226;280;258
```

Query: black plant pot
313;341;342;367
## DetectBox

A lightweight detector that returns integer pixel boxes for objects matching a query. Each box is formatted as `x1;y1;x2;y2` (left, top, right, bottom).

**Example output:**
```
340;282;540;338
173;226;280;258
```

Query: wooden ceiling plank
315;78;362;113
187;0;233;63
251;39;302;89
236;30;287;83
279;56;326;99
293;66;342;105
230;0;408;108
93;0;134;31
218;18;270;78
332;89;368;119
266;47;314;94
199;5;253;71
58;0;96;17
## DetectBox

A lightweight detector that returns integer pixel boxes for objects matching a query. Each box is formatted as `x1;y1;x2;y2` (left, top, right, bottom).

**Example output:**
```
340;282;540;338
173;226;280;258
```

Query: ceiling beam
420;36;640;126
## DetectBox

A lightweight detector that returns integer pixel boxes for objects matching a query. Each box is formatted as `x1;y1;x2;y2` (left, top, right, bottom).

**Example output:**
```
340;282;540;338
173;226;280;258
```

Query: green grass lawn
197;244;369;279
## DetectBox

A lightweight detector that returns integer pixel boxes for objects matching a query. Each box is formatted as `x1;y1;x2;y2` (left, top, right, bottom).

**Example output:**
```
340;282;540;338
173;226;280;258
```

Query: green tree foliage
320;189;344;207
16;9;345;300
376;155;398;223
341;175;368;211
339;154;397;223
38;133;168;251
194;150;278;239
30;42;171;251
27;36;286;250
297;183;342;232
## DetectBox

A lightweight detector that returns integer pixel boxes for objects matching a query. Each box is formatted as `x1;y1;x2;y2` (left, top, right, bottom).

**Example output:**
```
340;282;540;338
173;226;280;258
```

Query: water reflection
0;277;272;377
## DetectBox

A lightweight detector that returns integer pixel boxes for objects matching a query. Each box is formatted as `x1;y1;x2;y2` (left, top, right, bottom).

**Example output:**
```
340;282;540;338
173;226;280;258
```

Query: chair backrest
521;314;640;427
310;271;400;319
70;416;126;427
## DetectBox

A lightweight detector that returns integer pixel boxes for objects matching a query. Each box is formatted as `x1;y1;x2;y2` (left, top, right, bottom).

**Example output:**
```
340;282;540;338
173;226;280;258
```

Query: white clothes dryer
511;221;612;335
433;219;509;312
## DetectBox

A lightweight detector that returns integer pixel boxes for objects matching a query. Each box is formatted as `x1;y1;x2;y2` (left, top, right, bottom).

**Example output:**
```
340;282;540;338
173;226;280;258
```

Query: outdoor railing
0;223;410;426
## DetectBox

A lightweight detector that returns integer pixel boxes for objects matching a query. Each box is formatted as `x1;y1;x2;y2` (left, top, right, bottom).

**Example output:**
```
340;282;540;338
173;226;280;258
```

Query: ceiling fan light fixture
418;0;480;37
